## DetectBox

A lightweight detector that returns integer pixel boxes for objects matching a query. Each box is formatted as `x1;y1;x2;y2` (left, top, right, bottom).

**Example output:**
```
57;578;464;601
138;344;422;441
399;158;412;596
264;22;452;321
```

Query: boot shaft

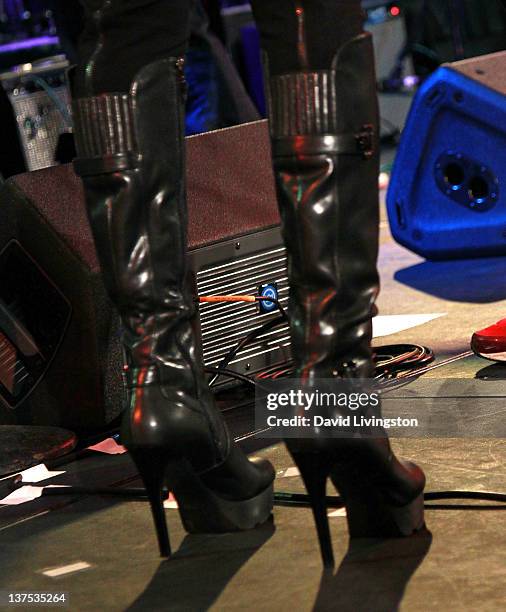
72;58;197;370
265;33;380;379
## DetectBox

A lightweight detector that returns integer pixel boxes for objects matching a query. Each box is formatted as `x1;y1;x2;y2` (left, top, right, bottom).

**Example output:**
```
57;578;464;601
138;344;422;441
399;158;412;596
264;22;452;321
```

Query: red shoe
471;319;506;362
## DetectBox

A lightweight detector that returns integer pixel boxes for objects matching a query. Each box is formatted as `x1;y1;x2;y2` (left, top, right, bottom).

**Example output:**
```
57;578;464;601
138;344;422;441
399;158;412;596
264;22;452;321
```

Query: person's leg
251;0;364;74
75;0;191;95
186;0;260;131
251;0;376;375
72;0;274;558
251;0;425;568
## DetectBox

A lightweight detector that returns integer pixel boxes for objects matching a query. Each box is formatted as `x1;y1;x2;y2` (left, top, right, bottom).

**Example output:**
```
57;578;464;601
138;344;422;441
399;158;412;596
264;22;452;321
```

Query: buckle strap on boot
73;93;139;176
272;126;375;158
267;70;375;159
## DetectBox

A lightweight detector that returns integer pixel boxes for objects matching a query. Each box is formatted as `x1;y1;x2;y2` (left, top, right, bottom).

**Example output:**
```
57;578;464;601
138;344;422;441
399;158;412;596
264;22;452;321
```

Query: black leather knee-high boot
71;4;274;559
263;26;425;567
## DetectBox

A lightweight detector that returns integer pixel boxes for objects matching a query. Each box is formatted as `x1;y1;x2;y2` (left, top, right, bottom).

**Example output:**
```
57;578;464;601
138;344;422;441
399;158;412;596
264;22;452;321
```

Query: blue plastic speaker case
387;53;506;260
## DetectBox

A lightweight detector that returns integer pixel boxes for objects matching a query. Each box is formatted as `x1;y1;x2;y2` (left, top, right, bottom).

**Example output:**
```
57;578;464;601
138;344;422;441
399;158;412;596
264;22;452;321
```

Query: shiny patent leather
72;57;274;557
267;33;425;567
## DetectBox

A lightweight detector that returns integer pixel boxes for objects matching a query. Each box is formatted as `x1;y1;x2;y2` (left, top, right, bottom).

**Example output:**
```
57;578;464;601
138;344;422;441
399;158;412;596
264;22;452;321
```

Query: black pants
77;0;364;94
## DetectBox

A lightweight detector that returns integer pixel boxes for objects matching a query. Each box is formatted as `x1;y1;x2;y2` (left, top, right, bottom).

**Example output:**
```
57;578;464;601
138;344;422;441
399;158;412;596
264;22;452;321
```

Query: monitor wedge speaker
387;51;506;259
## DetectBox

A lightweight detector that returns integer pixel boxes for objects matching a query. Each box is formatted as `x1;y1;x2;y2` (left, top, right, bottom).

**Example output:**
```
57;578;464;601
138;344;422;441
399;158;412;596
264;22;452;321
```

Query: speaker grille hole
469;176;489;202
444;163;465;188
435;151;498;212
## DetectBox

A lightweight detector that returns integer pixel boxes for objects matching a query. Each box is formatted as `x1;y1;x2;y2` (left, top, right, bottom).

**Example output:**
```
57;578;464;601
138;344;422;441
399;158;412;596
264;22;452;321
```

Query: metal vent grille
1;56;71;172
196;245;291;374
10;87;71;171
0;331;29;398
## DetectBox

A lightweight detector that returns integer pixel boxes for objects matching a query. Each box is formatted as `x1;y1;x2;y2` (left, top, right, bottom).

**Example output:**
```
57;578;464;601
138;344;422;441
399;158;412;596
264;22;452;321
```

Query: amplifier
186;121;290;381
191;227;290;378
0;55;71;172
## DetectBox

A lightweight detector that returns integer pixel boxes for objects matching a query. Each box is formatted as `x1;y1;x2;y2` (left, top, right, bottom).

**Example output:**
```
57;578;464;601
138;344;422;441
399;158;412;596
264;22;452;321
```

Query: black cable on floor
6;481;505;510
273;490;506;508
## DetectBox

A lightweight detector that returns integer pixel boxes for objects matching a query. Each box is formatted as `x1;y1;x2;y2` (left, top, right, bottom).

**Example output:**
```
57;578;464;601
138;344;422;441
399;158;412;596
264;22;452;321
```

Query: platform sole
331;465;425;538
165;456;274;534
287;445;425;568
130;448;274;557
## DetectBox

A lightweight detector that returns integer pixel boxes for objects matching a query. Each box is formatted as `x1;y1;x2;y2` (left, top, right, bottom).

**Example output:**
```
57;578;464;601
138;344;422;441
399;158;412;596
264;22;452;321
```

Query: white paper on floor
1;485;45;505
0;464;67;504
87;438;127;455
373;313;446;339
281;467;300;478
1;484;70;505
328;508;347;518
41;561;92;578
18;464;66;483
163;493;178;509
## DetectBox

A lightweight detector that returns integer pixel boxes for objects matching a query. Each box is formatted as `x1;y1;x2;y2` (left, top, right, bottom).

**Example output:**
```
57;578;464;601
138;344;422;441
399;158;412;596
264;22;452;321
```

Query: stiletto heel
131;440;274;549
331;460;425;539
288;449;334;569
129;449;171;558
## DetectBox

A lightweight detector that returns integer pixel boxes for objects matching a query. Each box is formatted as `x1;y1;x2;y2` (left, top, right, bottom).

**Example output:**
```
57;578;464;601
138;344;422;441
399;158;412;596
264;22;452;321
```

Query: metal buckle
355;125;375;159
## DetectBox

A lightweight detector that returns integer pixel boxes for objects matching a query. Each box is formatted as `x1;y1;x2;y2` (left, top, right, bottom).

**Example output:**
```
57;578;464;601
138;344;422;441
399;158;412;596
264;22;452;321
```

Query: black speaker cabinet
0;120;288;430
0;165;124;430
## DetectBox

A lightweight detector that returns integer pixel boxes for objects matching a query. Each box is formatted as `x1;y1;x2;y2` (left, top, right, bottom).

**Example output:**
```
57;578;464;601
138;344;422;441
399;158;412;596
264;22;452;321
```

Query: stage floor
1;193;505;611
